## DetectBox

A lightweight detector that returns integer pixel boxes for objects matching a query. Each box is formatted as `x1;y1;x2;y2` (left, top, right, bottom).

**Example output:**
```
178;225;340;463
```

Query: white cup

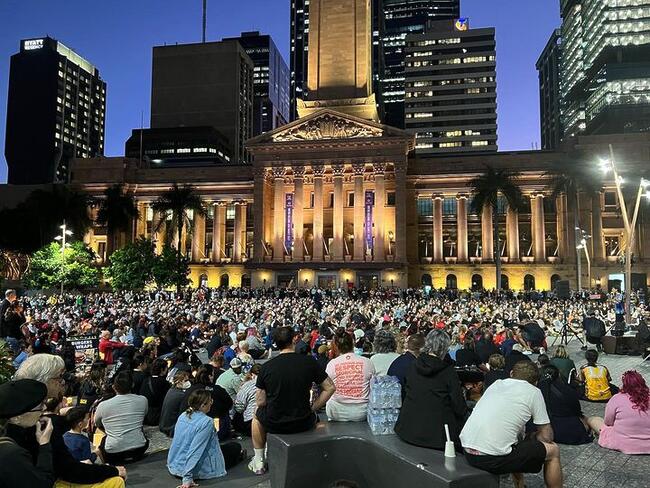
444;441;456;458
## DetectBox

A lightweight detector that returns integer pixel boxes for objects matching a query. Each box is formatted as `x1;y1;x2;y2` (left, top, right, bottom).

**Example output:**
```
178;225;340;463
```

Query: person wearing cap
216;357;245;400
0;379;55;488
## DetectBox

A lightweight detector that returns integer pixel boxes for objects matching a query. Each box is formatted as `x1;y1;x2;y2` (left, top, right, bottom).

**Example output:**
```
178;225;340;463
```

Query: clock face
455;18;469;31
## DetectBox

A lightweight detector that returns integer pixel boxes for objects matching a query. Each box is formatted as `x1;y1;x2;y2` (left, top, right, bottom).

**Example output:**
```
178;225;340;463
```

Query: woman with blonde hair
550;345;577;383
168;390;245;488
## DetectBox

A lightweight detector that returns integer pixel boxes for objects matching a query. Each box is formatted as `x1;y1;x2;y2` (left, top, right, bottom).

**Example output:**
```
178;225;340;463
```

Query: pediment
247;109;413;147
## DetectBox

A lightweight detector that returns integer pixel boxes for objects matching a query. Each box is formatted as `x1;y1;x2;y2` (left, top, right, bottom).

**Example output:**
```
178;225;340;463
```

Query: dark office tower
5;37;106;184
150;40;254;164
537;29;563;150
224;31;290;136
404;19;497;155
289;0;384;121
381;0;460;128
560;0;650;138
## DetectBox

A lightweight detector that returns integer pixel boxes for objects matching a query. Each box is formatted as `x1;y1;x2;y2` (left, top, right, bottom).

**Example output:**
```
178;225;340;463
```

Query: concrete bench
267;421;499;488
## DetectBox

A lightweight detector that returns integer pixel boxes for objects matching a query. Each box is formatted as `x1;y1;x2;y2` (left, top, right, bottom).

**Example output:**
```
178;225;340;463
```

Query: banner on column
364;190;374;250
285;193;294;251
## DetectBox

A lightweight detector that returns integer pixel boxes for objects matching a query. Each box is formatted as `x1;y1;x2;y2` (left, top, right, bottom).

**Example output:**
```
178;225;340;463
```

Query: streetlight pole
54;221;73;296
600;145;649;323
576;229;591;290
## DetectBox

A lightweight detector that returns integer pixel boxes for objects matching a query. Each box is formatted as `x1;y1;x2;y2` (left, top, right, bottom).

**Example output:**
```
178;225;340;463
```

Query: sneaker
523;350;533;356
539;347;546;355
248;458;267;475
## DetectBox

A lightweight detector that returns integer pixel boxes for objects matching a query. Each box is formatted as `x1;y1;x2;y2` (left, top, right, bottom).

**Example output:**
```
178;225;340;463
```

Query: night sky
0;0;560;183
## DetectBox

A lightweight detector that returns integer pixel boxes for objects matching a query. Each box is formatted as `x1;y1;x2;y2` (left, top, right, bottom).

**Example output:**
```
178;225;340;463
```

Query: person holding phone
0;379;55;488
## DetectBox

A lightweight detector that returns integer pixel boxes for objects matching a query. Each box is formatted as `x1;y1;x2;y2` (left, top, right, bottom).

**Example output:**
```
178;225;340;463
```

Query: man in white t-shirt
460;360;562;488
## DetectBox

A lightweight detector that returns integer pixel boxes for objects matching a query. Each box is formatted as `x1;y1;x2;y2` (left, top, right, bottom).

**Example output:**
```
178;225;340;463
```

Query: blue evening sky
0;0;561;182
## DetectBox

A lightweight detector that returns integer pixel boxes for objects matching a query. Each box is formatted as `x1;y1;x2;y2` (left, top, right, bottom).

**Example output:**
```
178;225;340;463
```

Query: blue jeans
5;337;20;355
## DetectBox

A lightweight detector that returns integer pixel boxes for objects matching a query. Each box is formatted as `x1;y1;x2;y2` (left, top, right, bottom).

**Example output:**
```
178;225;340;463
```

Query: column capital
213;200;227;207
271;166;286;179
373;162;387;174
432;193;444;201
331;163;345;177
530;192;545;200
352;162;366;176
293;166;305;178
312;164;325;177
233;199;248;206
456;193;469;200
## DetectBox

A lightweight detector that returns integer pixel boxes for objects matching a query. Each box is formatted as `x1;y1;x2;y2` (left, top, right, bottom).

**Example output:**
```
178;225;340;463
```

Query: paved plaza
128;340;650;488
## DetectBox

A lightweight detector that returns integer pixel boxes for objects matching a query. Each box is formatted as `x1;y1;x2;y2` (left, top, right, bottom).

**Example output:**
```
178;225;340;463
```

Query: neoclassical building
69;0;650;291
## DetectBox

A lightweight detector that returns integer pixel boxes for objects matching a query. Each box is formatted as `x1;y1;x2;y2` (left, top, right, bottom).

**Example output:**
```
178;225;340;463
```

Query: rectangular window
443;198;457;215
329;192;334;208
418;198;433;217
226;205;236;220
386;192;396;206
310;192;314;208
604;191;617;207
347;192;355;207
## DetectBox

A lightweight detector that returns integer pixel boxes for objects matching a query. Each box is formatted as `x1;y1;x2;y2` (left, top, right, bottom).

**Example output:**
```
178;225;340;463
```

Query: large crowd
0;285;649;488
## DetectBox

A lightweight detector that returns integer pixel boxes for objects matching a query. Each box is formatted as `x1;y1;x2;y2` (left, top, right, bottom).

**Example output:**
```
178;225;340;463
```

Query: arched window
550;274;561;290
501;274;509;290
199;274;208;288
471;274;483;291
219;274;229;288
446;274;457;289
241;274;251;288
421;274;432;286
524;274;536;291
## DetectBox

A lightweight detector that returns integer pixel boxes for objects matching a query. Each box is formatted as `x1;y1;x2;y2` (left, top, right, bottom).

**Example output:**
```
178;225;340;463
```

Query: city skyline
0;0;560;182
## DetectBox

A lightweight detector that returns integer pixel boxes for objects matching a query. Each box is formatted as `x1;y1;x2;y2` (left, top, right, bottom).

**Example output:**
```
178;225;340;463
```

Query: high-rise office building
5;37;105;184
537;29;563;150
289;0;384;121
404;19;497;155
150;39;254;164
381;0;460;128
560;0;650;138
224;31;290;136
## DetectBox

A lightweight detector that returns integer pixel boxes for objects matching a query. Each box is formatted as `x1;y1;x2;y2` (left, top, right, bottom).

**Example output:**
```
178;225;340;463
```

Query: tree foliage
152;245;191;290
24;242;99;290
96;184;139;256
106;238;157;290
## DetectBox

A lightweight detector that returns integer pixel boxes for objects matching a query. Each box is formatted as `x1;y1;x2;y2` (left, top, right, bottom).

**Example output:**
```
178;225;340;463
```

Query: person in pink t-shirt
591;370;650;455
326;329;375;422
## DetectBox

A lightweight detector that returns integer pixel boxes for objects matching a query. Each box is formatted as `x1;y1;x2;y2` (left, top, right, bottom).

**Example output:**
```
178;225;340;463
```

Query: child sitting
64;407;98;464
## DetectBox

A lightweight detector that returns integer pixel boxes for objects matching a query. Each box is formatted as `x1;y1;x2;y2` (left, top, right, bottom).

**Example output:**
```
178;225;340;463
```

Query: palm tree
470;166;525;294
96;184;139;258
545;161;602;289
152;184;206;292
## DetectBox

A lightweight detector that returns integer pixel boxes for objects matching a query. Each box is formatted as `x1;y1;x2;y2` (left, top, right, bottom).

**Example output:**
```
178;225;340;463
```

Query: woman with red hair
591;370;650;454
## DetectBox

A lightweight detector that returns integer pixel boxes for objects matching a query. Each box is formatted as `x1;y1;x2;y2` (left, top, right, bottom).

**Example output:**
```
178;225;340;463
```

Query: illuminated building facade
5;37;105;184
404;19;498;155
560;0;650;138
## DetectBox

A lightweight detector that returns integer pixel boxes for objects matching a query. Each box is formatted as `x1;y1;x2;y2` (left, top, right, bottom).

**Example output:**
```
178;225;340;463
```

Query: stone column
456;194;468;262
136;202;147;238
556;194;567;260
212;202;226;262
191;211;206;262
152;210;166;254
353;163;365;261
253;168;266;261
233;201;247;263
312;164;324;261
592;191;605;263
482;205;494;262
293;168;305;261
394;164;407;263
373;163;386;261
332;164;345;261
506;207;520;262
532;193;546;263
433;194;444;263
272;167;286;262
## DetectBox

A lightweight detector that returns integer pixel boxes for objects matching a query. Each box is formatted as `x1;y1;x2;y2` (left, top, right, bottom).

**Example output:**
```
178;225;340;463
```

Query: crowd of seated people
0;285;649;488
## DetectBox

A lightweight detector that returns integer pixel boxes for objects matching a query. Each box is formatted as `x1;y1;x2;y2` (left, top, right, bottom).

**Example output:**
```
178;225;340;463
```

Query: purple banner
285;193;294;251
365;190;374;250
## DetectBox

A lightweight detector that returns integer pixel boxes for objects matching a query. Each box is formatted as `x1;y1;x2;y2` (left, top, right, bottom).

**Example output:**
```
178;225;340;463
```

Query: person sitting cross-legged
460;360;563;488
248;326;335;475
167;389;245;488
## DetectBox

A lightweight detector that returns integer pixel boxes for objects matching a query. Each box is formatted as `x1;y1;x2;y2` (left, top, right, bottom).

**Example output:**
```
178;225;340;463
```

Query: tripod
550;299;585;348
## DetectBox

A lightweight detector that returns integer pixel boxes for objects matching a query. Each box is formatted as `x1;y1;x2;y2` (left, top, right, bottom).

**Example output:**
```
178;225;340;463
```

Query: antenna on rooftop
202;0;207;43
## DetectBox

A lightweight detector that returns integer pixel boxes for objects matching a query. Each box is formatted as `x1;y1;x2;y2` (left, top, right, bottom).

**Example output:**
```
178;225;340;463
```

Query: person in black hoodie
395;329;467;450
139;358;170;426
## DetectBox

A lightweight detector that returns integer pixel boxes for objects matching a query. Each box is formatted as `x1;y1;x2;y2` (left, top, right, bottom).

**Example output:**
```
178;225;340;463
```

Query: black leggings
221;441;244;469
100;436;149;464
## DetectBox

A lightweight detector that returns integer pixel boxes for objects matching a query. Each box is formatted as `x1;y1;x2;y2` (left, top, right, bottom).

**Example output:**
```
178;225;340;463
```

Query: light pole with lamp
575;229;591;290
53;221;73;295
599;145;650;323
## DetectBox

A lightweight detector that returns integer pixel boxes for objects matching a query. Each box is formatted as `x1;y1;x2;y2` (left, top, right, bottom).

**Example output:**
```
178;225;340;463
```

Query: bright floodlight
642;178;650;189
646;190;650;199
54;236;62;241
65;230;73;235
617;175;624;185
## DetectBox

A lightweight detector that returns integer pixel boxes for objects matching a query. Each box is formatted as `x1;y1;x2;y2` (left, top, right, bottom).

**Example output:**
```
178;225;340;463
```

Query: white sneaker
248;458;267;475
523;350;533;356
539;347;546;355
